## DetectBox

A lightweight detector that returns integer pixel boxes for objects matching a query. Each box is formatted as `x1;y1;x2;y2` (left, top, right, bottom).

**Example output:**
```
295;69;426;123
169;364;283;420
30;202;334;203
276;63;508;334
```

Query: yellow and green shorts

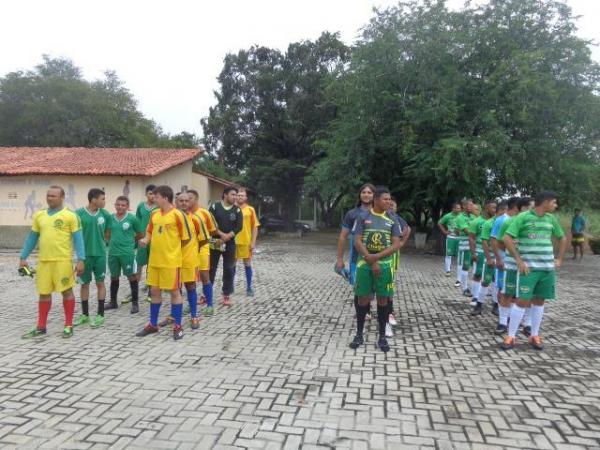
354;259;395;298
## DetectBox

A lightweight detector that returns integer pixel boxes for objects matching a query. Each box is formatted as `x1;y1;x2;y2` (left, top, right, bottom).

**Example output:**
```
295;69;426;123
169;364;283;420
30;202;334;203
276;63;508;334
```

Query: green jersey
456;213;475;251
497;216;517;270
468;216;486;253
108;213;143;256
480;217;496;258
439;212;460;238
506;210;565;271
353;210;402;264
76;207;111;256
136;201;157;233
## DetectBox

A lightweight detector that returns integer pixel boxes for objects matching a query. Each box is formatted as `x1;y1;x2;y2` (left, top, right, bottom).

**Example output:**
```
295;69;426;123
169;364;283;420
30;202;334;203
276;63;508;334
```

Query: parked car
259;214;311;235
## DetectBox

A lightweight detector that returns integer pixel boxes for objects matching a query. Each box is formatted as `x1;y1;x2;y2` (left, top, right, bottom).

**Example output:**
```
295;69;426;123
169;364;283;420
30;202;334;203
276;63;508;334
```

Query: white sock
444;256;452;272
461;270;468;290
522;307;532;327
530;305;545;336
508;306;525;338
499;305;511;326
457;260;463;282
477;285;488;304
471;281;481;298
491;284;498;304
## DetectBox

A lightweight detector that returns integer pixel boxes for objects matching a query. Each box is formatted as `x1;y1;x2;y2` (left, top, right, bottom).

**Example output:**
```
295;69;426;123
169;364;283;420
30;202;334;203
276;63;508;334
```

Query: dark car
259;214;311;235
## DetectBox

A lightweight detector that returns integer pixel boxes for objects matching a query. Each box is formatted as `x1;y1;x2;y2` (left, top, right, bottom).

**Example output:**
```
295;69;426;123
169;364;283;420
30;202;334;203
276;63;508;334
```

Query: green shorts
502;269;518;297
474;253;495;286
136;246;150;267
109;254;137;278
518;270;556;301
446;238;459;257
80;255;106;284
459;250;472;271
354;260;395;298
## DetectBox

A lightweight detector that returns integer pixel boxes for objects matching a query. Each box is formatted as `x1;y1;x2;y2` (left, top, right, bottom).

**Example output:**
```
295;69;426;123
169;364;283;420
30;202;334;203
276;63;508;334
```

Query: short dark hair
115;195;129;205
88;188;105;202
507;196;520;210
452;202;461;208
187;189;199;199
48;185;65;197
145;184;156;193
534;191;557;206
574;208;581;213
222;186;238;197
484;199;497;206
517;196;533;210
497;200;508;209
153;185;174;203
373;186;390;199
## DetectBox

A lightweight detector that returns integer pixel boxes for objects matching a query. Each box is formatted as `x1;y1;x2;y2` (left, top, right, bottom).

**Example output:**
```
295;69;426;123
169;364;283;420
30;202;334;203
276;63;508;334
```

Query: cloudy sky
1;0;598;136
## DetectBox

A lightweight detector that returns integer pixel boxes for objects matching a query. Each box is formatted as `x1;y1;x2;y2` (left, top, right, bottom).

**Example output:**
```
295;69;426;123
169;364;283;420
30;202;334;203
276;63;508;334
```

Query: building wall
191;172;210;207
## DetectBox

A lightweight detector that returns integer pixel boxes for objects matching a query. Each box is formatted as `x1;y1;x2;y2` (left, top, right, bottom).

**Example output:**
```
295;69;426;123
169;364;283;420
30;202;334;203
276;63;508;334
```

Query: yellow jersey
147;208;191;268
32;208;81;262
235;205;260;246
182;211;209;268
194;207;217;235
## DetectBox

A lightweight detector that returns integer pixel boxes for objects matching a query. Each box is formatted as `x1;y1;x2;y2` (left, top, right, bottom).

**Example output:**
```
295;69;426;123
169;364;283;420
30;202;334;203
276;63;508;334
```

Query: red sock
63;298;75;327
38;301;52;329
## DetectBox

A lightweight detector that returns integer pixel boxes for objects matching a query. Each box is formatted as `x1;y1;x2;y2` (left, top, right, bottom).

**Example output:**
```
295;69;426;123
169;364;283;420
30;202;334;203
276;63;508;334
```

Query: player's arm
482;238;493;265
19;231;40;267
468;231;477;262
553;218;567;268
491;238;504;269
250;210;259;249
71;221;86;276
177;211;192;245
139;216;154;247
105;228;111;244
437;216;449;236
336;227;350;269
401;225;411;246
233;207;243;236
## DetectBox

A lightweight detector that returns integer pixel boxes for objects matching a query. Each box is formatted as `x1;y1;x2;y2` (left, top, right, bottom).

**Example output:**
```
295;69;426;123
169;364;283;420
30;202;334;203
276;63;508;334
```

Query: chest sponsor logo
122;222;130;230
229;213;237;221
53;219;64;229
98;217;105;226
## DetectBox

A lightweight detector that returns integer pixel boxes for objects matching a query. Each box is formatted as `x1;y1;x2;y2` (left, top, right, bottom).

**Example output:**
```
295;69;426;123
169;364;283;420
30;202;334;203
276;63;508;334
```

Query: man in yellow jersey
235;189;260;296
187;189;219;315
19;186;86;339
136;185;191;340
134;184;156;289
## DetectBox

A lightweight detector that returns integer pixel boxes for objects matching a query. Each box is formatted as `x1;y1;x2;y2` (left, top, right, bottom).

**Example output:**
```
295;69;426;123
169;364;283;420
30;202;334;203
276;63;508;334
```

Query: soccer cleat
500;336;516;350
146;296;152;303
246;288;254;297
199;295;207;305
494;324;508;335
529;336;544;350
90;315;105;328
445;271;451;277
222;295;232;306
130;304;139;314
462;289;471;297
204;306;214;316
385;323;394;338
454;280;461;287
22;327;47;339
62;326;74;339
470;298;478;306
122;294;132;305
158;316;174;328
471;303;482;316
492;303;499;316
18;266;36;277
73;314;90;327
173;325;184;340
349;334;364;349
136;323;159;337
377;337;390;352
522;325;532;337
104;302;119;311
190;318;200;330
388;314;397;326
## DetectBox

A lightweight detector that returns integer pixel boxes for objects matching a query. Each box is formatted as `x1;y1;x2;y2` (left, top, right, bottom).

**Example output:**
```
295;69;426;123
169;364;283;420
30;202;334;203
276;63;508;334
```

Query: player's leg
221;242;236;305
502;271;535;349
243;257;254;296
460;250;471;295
349;262;372;349
496;271;513;335
209;249;220;286
375;262;394;352
170;270;184;340
527;271;555;350
455;249;463;287
185;274;200;330
76;256;92;325
61;287;76;338
136;266;162;336
23;261;53;338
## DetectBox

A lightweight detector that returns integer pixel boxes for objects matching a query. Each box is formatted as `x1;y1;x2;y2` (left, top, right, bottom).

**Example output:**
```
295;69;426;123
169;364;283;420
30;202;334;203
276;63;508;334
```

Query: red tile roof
0;147;202;176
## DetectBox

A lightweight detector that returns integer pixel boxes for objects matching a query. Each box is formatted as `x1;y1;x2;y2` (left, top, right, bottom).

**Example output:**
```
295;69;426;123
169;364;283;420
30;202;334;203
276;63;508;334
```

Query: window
8;192;17;199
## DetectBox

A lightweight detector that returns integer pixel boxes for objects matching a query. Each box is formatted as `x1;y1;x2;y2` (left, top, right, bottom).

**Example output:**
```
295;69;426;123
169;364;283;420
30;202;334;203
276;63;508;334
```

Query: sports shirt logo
53;219;64;229
98;217;105;225
122;222;130;230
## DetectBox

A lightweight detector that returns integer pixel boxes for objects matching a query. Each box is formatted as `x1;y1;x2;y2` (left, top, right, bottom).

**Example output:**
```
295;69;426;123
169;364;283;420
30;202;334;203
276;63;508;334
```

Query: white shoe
388;314;397;326
470;299;478;306
385;323;393;338
445;271;451;277
454;281;461;287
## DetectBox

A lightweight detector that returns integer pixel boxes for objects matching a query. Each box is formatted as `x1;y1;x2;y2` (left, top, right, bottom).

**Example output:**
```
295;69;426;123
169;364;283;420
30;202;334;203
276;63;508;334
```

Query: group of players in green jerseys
438;191;566;350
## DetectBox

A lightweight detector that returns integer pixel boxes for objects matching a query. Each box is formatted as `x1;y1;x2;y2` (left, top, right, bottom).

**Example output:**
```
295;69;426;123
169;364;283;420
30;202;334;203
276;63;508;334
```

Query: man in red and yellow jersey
235;189;260;296
136;185;191;340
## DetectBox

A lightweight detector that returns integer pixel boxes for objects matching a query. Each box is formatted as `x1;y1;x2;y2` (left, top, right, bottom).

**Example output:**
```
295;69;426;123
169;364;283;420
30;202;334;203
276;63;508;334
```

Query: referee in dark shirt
209;187;243;306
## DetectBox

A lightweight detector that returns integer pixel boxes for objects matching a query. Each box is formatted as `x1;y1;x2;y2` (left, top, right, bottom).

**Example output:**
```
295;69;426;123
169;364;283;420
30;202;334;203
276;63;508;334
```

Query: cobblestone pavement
0;234;599;449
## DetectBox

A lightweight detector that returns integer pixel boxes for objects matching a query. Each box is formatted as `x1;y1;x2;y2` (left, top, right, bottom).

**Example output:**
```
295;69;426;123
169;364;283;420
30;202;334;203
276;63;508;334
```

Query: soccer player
501;191;567;351
235;189;260;296
456;201;478;296
470;200;498;315
20;186;85;339
74;189;112;327
209;187;243;306
136;185;191;340
107;196;144;314
135;184;157;292
187;189;219;315
571;209;586;260
487;200;508;315
349;186;402;353
438;203;462;277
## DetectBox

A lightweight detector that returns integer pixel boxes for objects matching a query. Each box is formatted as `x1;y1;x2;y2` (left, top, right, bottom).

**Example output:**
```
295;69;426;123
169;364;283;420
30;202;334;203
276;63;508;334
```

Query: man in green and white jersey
470;201;498;315
107;196;144;313
74;188;112;328
456;202;478;295
437;203;462;278
135;185;157;284
501;191;566;351
349;186;402;353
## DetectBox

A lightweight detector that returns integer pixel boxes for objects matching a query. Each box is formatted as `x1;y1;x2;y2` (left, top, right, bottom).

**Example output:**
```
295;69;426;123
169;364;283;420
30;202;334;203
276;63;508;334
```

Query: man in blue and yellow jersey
19;186;86;339
235;189;260;297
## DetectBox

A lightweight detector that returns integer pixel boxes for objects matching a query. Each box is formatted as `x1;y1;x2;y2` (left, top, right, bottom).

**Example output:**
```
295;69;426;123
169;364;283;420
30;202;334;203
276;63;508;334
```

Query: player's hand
19;259;28;268
335;259;345;272
215;239;224;246
138;238;148;248
486;257;494;266
75;260;84;277
555;258;562;270
471;254;478;264
364;254;377;265
517;260;529;275
371;261;381;278
496;260;504;271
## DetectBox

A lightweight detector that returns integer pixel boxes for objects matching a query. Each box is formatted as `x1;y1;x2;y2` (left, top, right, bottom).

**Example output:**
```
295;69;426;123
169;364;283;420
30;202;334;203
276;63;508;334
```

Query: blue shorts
495;268;505;290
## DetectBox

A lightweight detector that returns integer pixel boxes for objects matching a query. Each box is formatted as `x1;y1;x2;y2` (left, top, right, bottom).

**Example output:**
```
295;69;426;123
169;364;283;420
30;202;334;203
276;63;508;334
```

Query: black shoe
471;303;483;316
136;323;158;337
349;334;364;349
454;281;461;287
377;337;390;352
173;325;183;340
130;303;139;314
104;302;119;311
463;289;471;297
492;303;499;316
522;325;532;337
495;324;507;335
